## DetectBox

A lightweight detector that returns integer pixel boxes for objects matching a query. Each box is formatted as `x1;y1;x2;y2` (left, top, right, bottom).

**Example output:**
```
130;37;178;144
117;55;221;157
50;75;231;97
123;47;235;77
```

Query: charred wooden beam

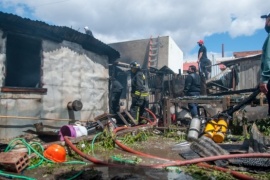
1;87;47;94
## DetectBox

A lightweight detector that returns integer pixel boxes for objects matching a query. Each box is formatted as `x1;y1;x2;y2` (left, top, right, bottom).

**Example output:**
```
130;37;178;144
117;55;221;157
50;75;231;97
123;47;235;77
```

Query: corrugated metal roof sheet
220;54;261;66
0;11;120;61
233;50;262;58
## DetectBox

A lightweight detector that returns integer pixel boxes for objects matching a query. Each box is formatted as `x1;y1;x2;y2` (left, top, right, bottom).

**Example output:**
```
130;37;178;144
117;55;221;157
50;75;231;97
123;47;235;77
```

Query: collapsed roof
0;11;120;62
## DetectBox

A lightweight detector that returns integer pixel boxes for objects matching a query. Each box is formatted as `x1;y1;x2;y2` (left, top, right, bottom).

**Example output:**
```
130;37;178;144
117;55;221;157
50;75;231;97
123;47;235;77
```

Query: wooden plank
117;112;131;127
163;97;171;127
124;109;137;125
1;87;47;94
94;113;108;121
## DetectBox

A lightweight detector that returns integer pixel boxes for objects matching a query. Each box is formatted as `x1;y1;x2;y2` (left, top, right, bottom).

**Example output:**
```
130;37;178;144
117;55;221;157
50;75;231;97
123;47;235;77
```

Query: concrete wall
0;31;110;140
155;37;169;70
168;37;183;74
109;36;183;73
109;38;149;67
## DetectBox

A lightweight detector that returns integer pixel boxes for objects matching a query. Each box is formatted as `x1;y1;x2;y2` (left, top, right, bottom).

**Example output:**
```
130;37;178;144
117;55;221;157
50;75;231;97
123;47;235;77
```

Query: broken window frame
2;33;47;94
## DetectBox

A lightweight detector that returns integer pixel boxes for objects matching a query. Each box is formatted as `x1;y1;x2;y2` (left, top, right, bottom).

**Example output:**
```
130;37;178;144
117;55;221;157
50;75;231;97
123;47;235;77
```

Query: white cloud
1;0;270;55
229;18;264;37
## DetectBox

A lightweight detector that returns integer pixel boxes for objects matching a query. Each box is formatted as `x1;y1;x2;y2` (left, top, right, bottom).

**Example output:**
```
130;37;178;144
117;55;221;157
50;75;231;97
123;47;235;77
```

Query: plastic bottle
108;122;115;132
187;116;201;141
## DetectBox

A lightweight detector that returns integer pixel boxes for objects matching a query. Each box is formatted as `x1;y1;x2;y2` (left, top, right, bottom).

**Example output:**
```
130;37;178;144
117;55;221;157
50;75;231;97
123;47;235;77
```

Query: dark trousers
130;97;149;122
199;60;210;80
186;92;200;117
110;91;122;114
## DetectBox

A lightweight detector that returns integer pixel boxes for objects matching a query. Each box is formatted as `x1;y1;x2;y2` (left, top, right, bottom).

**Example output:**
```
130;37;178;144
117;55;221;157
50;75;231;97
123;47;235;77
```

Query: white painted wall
0;33;110;140
42;40;109;121
168;37;183;74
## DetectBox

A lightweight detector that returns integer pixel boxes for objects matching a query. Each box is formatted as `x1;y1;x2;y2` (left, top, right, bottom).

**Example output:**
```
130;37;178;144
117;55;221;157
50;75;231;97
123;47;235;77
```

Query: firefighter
109;77;123;114
197;40;211;80
129;61;149;124
183;65;201;118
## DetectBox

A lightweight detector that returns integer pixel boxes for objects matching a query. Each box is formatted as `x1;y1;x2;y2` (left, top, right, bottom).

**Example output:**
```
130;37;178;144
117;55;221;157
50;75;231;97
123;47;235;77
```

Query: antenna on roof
222;44;224;57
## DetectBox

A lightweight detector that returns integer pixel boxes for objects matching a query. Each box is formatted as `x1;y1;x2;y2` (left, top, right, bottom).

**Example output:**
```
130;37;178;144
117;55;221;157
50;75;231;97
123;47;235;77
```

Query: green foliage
96;129;116;150
76;140;92;153
28;144;44;166
182;165;235;180
255;118;270;136
121;130;151;145
164;125;186;141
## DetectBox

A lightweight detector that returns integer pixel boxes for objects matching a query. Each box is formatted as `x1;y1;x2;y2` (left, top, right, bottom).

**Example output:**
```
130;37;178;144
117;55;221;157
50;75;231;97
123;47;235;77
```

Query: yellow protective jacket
131;70;148;97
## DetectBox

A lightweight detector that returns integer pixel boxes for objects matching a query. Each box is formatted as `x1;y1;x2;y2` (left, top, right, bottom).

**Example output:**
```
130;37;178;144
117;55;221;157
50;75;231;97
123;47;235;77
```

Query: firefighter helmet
43;144;66;162
130;61;141;69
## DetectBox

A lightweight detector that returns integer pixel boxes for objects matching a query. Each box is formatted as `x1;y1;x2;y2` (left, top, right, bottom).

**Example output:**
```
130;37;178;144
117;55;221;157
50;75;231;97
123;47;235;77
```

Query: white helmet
84;26;89;30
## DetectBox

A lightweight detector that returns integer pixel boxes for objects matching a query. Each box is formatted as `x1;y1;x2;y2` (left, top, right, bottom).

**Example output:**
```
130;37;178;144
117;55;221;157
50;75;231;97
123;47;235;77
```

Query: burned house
108;36;183;109
109;36;183;74
0;11;119;139
207;53;261;94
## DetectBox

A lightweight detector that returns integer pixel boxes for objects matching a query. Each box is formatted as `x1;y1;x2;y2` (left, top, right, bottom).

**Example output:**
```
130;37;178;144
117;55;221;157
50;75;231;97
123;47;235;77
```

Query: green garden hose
0;170;36;180
2;138;88;179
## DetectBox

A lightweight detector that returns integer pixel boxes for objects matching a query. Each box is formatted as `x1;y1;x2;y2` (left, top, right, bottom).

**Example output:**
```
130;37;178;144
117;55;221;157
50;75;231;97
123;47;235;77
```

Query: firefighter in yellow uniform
129;61;149;125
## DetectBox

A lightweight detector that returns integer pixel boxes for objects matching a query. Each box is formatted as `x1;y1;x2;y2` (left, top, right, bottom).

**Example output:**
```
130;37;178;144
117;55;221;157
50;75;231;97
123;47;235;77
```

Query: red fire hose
64;108;256;180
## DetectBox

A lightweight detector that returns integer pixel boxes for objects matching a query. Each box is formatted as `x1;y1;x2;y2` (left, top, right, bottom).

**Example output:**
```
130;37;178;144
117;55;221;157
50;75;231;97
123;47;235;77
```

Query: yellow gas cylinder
204;120;217;139
212;118;228;143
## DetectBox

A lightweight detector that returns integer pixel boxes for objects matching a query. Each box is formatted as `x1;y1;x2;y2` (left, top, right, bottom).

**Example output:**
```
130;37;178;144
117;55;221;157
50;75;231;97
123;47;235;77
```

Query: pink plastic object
59;125;76;141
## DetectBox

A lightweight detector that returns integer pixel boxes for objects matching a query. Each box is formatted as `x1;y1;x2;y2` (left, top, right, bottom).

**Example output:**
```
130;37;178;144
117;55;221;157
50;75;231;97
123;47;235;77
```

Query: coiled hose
1;138;87;180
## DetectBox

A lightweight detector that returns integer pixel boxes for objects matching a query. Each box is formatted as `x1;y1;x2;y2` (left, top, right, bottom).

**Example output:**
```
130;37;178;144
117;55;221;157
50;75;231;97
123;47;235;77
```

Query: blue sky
1;0;270;60
189;30;266;58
